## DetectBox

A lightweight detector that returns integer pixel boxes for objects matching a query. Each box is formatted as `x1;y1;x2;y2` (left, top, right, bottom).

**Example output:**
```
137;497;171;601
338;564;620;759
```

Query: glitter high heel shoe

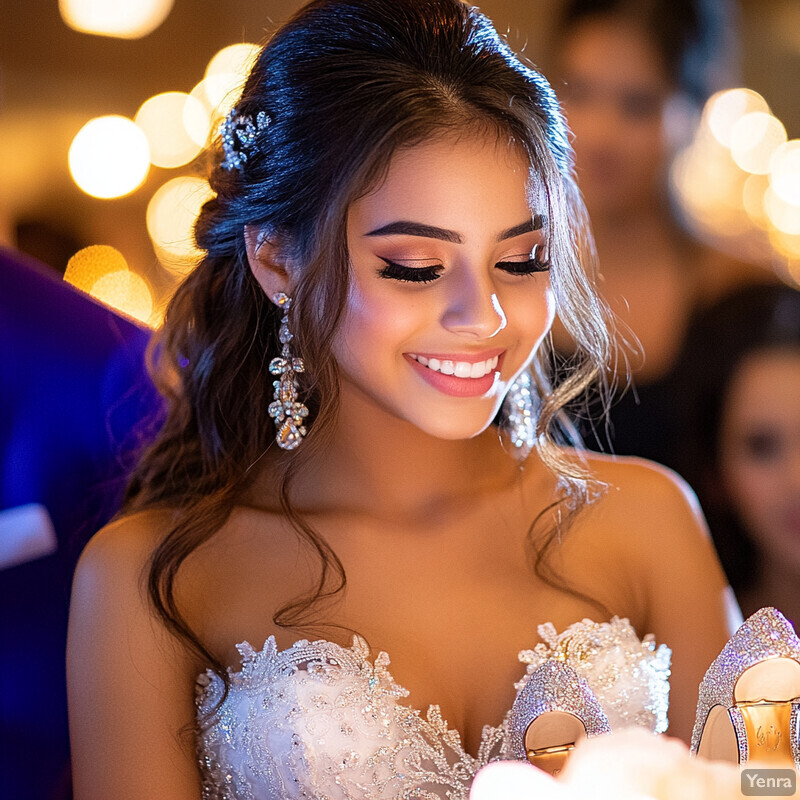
507;660;611;776
691;607;800;767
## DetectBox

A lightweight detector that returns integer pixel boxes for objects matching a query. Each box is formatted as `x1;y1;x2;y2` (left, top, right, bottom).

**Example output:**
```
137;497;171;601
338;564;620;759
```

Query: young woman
67;1;735;798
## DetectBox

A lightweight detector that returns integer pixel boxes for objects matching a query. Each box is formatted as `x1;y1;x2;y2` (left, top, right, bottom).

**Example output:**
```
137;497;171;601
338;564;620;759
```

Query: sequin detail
196;618;670;799
503;369;537;459
515;616;672;735
506;660;611;759
220;108;270;171
690;607;800;761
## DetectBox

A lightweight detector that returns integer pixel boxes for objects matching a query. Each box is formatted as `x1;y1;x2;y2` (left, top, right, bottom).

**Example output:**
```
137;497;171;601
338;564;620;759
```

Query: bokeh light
764;186;800;235
203;43;261;116
69;115;150;198
135;92;207;168
742;174;771;228
770;140;800;206
64;245;130;293
729;111;787;174
705;88;770;148
769;227;800;261
89;270;154;324
146;176;214;275
670;139;749;236
188;79;219;143
673;86;800;269
59;0;174;39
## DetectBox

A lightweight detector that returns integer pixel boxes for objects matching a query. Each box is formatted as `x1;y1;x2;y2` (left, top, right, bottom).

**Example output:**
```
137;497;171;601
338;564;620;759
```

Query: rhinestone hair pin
220;107;271;171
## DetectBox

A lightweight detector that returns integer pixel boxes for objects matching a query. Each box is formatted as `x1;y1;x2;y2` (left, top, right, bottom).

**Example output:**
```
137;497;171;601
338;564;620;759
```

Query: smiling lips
405;351;503;397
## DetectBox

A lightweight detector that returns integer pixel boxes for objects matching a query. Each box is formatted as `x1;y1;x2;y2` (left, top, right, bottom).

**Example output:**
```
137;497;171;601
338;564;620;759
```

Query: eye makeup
376;249;549;283
377;258;444;283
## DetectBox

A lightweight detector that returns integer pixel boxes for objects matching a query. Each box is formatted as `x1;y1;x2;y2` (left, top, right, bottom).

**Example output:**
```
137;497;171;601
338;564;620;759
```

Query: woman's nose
440;273;507;339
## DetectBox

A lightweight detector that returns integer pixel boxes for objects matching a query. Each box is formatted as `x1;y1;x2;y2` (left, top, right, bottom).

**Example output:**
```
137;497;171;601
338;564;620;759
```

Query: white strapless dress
195;617;671;799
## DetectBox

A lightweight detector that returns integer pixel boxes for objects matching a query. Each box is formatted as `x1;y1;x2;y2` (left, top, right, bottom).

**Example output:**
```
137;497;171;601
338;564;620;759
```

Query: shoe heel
524;710;585;775
696;651;800;765
508;661;609;775
735;700;797;765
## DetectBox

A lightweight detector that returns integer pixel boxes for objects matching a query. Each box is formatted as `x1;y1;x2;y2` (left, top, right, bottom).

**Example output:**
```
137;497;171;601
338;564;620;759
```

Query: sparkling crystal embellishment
220;107;271;171
507;659;611;760
504;368;537;459
690;606;800;765
268;293;309;450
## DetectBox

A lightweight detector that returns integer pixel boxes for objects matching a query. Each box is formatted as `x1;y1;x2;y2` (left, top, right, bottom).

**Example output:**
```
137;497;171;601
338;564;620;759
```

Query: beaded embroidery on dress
195;617;671;799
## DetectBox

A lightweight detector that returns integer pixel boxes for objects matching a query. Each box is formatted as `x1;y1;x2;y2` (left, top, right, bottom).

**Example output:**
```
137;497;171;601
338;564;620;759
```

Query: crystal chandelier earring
268;293;309;450
503;368;536;460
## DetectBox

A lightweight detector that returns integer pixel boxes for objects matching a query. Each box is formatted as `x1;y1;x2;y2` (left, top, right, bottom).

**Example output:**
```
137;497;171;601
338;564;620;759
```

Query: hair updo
124;0;611;690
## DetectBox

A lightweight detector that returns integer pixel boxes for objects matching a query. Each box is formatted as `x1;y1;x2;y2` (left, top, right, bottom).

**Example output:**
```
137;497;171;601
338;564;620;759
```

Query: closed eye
376;258;444;284
496;247;550;276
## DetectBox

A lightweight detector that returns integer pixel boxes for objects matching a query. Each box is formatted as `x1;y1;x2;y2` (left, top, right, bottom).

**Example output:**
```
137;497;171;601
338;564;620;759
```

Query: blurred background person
676;284;800;624
549;0;776;465
0;246;158;800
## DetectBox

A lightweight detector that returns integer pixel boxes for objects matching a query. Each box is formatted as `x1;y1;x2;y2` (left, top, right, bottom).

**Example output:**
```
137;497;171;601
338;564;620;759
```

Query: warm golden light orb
203;43;261;116
765;186;800;236
730;112;787;175
59;0;174;39
770;140;800;207
705;88;770;148
64;245;130;293
89;270;154;324
69;115;150;198
135;92;206;169
146;177;214;275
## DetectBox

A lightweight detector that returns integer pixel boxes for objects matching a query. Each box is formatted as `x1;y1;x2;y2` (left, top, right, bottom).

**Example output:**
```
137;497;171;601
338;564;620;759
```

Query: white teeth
409;354;500;379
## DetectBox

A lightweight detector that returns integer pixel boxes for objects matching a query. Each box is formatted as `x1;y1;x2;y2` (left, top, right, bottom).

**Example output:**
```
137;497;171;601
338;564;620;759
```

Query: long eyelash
377;258;443;284
497;255;550;275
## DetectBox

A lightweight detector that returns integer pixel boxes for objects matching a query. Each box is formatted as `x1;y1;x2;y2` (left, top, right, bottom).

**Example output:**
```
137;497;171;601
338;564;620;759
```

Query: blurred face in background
557;17;677;219
719;349;800;573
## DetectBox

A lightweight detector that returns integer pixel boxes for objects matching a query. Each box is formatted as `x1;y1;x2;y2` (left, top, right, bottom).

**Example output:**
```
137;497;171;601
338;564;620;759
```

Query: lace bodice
195;617;671;799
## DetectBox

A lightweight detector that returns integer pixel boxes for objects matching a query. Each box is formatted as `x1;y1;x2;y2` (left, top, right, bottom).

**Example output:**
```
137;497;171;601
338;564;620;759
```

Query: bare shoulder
80;507;174;558
575;451;731;624
74;508;175;596
560;452;727;612
70;506;195;671
582;451;705;540
69;508;204;799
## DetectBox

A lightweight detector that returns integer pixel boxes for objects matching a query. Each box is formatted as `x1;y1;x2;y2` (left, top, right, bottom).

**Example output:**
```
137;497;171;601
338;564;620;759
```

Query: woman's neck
256;382;531;521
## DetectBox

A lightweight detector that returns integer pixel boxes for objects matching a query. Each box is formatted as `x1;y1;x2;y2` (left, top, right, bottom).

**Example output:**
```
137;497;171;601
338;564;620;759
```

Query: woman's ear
244;224;296;301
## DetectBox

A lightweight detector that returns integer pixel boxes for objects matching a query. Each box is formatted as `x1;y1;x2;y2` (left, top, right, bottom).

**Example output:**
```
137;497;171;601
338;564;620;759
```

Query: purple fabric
0;247;161;800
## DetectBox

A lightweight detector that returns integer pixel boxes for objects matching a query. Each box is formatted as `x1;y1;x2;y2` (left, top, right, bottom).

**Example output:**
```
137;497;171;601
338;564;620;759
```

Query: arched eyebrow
364;221;462;243
498;215;546;240
364;214;546;243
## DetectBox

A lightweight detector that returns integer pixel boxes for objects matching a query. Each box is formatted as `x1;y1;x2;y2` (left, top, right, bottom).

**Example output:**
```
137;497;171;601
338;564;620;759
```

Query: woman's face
719;349;800;570
336;133;555;442
557;17;675;217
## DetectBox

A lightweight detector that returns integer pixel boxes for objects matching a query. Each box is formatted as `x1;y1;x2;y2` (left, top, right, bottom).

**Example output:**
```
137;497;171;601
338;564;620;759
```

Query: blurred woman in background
677;284;800;623
550;0;775;464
